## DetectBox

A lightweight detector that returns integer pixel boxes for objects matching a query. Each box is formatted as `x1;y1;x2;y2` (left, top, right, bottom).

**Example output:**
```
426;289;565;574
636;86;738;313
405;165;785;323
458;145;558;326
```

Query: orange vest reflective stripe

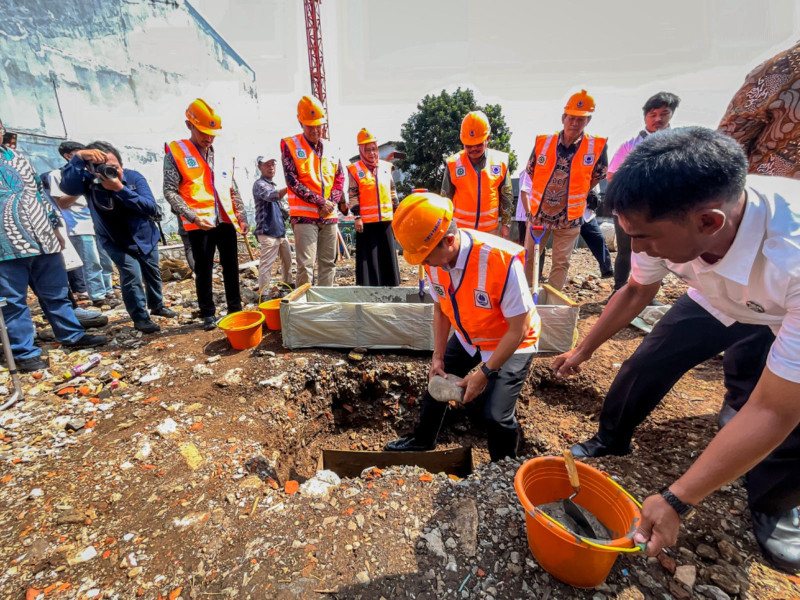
426;230;540;352
165;140;240;232
282;134;337;221
446;149;508;232
346;159;394;223
530;133;607;221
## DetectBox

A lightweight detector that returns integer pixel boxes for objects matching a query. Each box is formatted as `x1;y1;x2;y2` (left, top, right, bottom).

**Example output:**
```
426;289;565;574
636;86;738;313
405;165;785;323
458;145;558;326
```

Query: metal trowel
561;449;599;538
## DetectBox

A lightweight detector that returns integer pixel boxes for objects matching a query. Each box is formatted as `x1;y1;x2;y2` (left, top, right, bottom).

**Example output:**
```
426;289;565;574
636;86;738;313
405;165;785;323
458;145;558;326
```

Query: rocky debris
716;539;743;565
696;542;720;561
695;584;732;600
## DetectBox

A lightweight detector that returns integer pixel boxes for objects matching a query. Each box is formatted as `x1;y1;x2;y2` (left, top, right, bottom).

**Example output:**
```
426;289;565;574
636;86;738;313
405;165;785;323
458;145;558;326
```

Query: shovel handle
563;449;581;492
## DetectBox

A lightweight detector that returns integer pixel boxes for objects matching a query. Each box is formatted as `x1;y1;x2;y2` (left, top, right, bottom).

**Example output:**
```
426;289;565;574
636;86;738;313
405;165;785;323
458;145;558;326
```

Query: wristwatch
660;488;696;520
479;363;500;380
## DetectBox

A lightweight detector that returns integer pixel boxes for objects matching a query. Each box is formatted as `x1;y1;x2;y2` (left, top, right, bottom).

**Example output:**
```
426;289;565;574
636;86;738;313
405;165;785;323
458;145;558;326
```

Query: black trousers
597;294;798;515
177;220;195;272
187;223;242;318
613;215;632;290
414;334;534;461
580;218;613;275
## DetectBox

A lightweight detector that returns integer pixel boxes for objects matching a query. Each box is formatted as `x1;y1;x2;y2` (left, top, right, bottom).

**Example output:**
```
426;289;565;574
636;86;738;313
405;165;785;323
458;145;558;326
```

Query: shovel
406;265;428;303
561;449;599;538
529;225;546;304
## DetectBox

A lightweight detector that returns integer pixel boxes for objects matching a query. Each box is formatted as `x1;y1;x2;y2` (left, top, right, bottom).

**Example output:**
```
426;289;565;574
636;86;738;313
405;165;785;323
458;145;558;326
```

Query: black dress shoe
62;334;107;348
384;435;435;452
570;434;632;458
601;270;614;279
134;319;161;334
151;306;178;318
202;316;217;331
717;401;739;429
751;508;800;573
16;356;49;373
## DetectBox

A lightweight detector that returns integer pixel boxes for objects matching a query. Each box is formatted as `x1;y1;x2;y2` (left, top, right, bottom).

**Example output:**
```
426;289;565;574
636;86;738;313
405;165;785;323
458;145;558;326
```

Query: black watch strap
480;363;500;380
660;488;696;519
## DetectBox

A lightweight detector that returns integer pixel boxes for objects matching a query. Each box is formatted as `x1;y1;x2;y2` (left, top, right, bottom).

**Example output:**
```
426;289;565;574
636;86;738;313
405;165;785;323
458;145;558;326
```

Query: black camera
93;163;118;179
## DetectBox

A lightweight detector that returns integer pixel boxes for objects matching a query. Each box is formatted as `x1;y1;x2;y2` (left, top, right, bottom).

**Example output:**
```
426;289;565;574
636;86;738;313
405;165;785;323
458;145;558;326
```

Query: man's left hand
457;369;488;404
239;220;250;235
500;224;511;239
634;493;682;556
99;175;124;192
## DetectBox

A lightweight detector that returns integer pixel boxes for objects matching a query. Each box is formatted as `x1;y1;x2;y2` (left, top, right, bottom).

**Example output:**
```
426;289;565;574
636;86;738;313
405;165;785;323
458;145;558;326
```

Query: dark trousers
67;267;86;294
580;218;613;275
613;215;632;290
414;334;534;461
187;223;242;318
100;239;164;323
597;294;798;515
515;221;527;245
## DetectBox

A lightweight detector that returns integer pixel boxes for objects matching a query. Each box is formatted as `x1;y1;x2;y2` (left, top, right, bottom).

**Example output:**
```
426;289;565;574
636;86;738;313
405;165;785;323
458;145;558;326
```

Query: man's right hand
193;216;215;231
429;356;446;381
76;149;107;164
551;347;591;379
321;200;336;215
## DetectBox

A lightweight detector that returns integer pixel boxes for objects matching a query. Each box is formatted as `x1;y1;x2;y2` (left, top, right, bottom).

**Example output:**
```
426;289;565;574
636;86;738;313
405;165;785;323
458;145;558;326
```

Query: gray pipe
0;299;23;410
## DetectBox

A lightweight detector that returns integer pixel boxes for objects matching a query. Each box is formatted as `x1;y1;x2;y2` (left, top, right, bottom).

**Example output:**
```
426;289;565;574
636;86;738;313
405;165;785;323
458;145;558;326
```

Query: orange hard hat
297;95;326;126
460;111;491;145
564;90;596;117
357;128;377;145
186;99;222;136
392;191;454;265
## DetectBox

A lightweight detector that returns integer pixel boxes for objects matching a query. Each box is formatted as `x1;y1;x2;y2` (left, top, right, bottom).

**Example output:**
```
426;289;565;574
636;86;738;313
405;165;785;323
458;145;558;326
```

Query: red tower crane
303;0;330;139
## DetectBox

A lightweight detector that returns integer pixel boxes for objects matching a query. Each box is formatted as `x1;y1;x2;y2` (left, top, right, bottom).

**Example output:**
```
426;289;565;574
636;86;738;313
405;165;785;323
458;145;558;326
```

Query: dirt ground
1;246;799;600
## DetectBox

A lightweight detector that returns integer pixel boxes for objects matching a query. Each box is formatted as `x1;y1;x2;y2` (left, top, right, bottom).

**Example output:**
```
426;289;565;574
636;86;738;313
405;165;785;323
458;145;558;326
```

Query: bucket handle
259;280;293;305
527;507;646;553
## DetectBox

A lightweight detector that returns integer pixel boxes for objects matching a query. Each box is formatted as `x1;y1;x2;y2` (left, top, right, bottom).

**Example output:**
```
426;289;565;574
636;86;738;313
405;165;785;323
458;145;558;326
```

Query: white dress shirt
631;175;800;383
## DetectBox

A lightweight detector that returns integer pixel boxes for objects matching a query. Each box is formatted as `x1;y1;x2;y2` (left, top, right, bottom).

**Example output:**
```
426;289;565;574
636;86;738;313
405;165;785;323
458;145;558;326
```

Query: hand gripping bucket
514;456;643;588
218;311;265;350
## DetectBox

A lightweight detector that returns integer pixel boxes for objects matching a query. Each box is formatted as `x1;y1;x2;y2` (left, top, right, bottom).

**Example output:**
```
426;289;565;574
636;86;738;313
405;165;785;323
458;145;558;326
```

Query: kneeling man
386;191;540;461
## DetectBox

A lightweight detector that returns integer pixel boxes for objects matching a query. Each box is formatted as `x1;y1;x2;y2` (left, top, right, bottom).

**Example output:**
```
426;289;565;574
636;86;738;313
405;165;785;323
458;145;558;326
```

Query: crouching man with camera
60;142;176;334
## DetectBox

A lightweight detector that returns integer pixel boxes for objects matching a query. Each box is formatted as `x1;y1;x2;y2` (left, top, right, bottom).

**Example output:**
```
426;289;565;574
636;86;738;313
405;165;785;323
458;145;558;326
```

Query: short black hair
58;141;85;158
642;92;681;115
86;141;122;165
606;127;747;221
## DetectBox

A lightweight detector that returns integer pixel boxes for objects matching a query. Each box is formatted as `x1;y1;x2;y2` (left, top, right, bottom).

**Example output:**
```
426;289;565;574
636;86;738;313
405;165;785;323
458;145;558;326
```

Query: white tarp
281;286;578;354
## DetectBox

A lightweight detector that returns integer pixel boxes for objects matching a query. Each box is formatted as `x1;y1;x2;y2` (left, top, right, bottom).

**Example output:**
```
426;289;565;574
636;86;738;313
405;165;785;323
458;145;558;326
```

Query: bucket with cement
514;456;642;588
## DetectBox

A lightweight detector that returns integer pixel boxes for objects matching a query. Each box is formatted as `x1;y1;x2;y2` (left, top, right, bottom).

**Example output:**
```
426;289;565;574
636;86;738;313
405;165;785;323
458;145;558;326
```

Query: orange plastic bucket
258;298;282;330
514;456;641;588
218;311;265;350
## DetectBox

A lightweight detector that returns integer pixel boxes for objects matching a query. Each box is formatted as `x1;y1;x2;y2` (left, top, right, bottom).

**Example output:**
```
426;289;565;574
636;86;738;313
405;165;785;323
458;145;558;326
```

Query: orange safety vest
530;133;607;222
282;134;337;221
346;159;394;223
165;140;240;232
446;149;508;232
426;230;540;352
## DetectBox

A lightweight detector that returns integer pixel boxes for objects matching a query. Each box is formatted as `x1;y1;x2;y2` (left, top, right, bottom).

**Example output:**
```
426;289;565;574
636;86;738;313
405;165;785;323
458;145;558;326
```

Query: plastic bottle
63;353;102;380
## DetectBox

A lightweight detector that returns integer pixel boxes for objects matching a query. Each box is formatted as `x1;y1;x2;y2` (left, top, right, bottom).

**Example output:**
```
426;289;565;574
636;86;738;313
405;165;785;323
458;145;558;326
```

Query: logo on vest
433;284;446;297
296;149;307;159
537;155;546;165
358;170;365;178
490;165;501;176
185;156;199;169
746;300;765;313
474;289;492;309
455;166;466;178
583;154;595;166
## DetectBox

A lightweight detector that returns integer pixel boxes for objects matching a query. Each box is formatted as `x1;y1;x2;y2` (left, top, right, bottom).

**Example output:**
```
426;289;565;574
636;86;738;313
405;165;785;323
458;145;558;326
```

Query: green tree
396;88;518;196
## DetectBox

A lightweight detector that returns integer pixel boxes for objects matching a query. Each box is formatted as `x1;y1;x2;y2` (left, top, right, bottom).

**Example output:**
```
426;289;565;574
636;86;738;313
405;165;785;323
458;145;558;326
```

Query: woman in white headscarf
345;128;400;286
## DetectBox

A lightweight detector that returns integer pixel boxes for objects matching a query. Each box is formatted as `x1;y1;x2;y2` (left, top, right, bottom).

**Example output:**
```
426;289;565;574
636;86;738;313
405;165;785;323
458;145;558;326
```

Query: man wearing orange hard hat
164;98;249;330
384;191;541;461
346;128;400;286
280;95;346;287
442;111;513;239
523;90;608;291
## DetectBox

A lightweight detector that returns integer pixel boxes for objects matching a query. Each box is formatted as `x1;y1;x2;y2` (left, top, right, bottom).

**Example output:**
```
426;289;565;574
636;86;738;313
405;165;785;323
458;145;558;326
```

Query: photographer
60;141;176;334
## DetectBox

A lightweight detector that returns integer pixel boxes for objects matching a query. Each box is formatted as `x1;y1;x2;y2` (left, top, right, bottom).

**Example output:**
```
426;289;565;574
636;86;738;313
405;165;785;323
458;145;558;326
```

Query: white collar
693;189;766;286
